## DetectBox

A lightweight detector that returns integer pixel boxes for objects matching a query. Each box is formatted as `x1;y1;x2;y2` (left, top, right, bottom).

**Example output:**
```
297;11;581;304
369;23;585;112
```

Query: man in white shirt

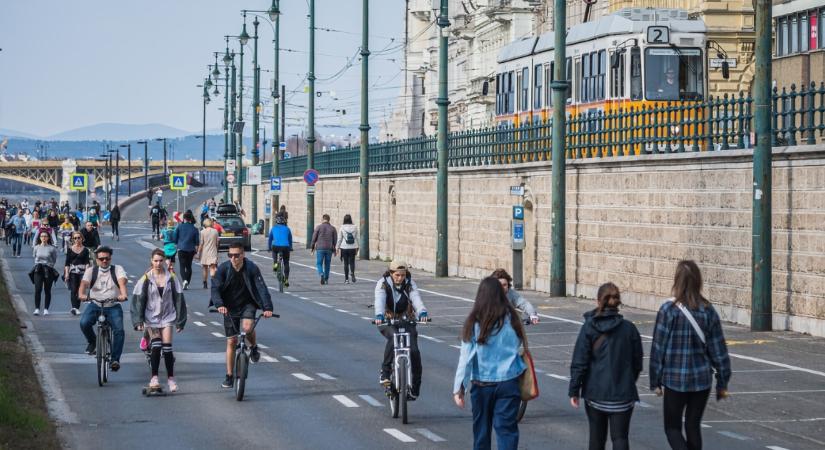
78;246;128;371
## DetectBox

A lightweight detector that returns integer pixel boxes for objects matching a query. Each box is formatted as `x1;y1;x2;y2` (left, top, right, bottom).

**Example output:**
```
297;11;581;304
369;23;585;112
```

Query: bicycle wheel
517;400;528;422
235;352;248;401
102;328;111;383
278;264;284;293
398;359;408;424
96;329;105;386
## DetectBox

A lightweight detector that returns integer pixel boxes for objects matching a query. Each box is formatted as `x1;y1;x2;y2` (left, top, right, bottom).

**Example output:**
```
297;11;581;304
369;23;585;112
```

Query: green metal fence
258;83;825;179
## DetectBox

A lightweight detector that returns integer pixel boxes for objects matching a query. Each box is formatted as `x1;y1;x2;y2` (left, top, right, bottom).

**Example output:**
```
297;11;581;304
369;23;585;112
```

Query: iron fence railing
257;83;825;179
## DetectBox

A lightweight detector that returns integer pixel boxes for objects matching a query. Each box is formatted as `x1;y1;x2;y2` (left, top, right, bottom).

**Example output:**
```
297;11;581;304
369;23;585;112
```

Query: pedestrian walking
110;205;121;241
310;214;337;285
29;211;42;247
30;231;59;316
173;210;199;290
10;209;27;257
198;218;220;289
131;249;187;393
23;208;33;245
278;205;288;224
453;277;526;450
162;219;177;271
64;231;89;316
650;260;732;450
337;214;358;283
569;282;643;450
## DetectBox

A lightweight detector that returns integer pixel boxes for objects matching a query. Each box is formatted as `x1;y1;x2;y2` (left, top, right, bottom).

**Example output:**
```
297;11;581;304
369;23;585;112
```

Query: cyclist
162;219;177;271
150;202;163;240
373;260;428;400
80;221;100;264
211;242;274;389
78;246;128;371
492;268;539;324
267;213;293;287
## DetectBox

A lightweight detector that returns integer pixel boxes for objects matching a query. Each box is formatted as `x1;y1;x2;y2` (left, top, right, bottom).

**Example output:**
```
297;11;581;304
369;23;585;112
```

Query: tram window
521;67;529;111
791;16;799;53
581;56;589;101
566;57;573;103
508;71;515;114
534;64;543;109
645;48;704;101
575;59;582;102
630;47;642;100
801;14;809;52
546;63;553;106
820;10;825;49
598;50;606;100
495;74;501;115
610;51;626;98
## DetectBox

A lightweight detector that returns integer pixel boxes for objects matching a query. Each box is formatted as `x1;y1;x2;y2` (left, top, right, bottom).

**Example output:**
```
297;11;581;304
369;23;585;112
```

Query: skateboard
142;385;167;397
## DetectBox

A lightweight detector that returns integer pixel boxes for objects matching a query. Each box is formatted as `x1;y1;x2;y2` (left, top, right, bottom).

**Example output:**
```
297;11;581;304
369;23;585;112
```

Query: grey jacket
337;224;358;250
374;275;427;319
311;222;337;251
131;270;187;330
507;289;537;318
32;244;58;267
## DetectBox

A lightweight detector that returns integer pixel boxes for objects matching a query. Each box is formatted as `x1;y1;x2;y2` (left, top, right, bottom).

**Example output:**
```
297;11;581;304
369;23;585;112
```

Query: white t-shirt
83;265;127;303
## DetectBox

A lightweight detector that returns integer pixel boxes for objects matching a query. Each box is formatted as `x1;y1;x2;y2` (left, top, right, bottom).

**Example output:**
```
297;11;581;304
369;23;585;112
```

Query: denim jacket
453;317;525;394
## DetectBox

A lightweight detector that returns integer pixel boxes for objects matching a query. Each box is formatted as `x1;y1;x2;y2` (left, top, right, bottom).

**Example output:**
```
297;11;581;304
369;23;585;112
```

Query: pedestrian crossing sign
170;173;187;191
70;173;87;191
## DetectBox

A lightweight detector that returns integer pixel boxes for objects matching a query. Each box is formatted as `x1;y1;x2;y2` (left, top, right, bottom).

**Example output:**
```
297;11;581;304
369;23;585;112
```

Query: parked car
214;214;251;251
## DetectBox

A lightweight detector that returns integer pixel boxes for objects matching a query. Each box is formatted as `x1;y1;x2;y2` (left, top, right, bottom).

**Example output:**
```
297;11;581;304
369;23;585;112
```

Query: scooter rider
373;260;428;400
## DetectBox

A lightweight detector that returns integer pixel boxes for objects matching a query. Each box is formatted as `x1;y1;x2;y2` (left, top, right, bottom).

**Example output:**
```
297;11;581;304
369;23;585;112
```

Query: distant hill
48;123;193;141
0;128;39;139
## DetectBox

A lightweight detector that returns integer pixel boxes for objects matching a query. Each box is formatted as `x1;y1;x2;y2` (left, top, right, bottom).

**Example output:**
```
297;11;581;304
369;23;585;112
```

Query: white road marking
292;373;314;381
211;332;224;338
299;296;309;300
193;311;204;317
332;395;359;408
138;241;157;250
347;312;359;316
450;345;461;349
766;446;791;450
419;334;445;343
383;428;416;443
701;424;712;428
717;431;751;441
637;401;653;408
415;428;446;442
359;394;383;407
257;343;269;349
317;373;336;380
335;308;349;313
209;321;222;327
282;355;299;362
314;301;332;308
193;321;206;327
547;373;570;381
261;355;278;363
361;316;373;321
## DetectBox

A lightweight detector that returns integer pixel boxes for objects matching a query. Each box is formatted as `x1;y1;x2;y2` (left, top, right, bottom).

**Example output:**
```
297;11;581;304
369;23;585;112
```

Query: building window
791;16;799;53
802;14;809;52
534;64;543;109
782;17;789;55
495;74;501;115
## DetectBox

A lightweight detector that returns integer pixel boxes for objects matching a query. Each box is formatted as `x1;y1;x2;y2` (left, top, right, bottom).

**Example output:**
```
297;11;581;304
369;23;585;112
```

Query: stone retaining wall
244;145;825;336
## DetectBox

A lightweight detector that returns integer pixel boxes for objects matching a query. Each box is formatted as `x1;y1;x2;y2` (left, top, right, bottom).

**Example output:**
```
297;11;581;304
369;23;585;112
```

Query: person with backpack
650;260;732;450
336;214;358;284
569;282;643;450
131;249;187;393
267;213;293;287
150;202;163;240
173;210;199;290
373;260;428;399
310;214;337;285
78;246;128;371
162;219;177;271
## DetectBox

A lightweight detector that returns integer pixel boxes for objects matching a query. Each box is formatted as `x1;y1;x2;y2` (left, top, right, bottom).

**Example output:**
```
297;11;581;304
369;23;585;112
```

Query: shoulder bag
519;332;540;401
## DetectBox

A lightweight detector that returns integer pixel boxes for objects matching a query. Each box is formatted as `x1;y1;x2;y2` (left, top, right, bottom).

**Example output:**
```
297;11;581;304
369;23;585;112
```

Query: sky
0;0;407;139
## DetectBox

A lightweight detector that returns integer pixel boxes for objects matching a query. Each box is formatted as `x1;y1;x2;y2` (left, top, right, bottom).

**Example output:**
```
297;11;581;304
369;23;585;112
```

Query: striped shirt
586;399;635;413
649;300;732;393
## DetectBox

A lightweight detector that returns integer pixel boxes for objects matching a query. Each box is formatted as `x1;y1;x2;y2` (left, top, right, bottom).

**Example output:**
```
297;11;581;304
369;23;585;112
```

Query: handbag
519;334;540;401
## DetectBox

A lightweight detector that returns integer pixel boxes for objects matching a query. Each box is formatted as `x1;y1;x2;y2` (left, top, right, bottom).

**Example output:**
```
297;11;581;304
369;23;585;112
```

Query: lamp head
268;1;280;21
239;23;250;45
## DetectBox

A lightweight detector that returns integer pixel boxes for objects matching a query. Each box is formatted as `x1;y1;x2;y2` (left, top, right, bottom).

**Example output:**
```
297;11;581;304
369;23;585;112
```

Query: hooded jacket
337;224;358;250
568;308;643;402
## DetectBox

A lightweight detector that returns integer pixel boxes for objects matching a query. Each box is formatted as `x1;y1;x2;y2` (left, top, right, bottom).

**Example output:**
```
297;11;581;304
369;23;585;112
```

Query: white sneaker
43;309;49;316
182;280;189;290
167;377;178;393
70;308;79;316
33;308;40;316
149;375;160;388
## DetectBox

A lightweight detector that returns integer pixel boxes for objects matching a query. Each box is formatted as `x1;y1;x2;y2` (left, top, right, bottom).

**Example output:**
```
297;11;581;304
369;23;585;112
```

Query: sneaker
70;308;79;316
345;279;350;284
139;336;149;352
111;361;120;372
85;343;96;355
43;309;49;316
379;371;391;386
149;375;160;388
182;280;189;290
320;278;325;285
250;346;261;363
284;278;289;288
203;281;208;289
221;374;234;388
33;308;40;316
408;386;420;401
167;377;178;393
272;262;279;272
352;275;356;283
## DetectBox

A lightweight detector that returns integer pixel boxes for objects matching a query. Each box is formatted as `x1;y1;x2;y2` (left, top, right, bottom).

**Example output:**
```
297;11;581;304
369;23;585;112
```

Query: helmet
275;214;286;225
94;245;114;256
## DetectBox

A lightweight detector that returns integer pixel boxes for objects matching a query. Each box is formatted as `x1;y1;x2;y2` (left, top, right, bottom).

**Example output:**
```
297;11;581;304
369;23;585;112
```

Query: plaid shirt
649;300;731;393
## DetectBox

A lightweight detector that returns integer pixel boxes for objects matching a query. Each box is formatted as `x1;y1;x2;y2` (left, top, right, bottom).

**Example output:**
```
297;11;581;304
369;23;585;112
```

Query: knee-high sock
162;343;174;377
150;338;162;377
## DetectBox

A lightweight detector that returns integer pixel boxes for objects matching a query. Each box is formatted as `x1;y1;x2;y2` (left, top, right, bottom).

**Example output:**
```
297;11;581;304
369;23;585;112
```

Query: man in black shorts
210;242;274;388
149;202;162;240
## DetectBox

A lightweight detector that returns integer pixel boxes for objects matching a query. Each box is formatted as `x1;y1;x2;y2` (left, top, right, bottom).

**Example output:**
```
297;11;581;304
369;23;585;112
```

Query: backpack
88;265;123;294
151;207;159;216
345;230;355;245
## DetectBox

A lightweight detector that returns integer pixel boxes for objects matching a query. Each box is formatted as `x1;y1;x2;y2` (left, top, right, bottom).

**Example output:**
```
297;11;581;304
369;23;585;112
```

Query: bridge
0;159;225;200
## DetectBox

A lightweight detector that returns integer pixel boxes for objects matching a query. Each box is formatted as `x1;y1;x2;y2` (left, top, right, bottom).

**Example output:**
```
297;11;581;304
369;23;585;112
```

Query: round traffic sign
303;169;320;186
227;173;236;183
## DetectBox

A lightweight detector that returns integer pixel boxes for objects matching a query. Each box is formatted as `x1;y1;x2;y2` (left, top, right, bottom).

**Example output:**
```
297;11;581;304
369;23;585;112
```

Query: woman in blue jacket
569;282;643;450
453;277;526;450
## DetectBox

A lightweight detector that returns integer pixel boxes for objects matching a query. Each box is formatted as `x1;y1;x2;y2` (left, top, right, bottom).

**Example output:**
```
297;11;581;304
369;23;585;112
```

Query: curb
0;248;79;427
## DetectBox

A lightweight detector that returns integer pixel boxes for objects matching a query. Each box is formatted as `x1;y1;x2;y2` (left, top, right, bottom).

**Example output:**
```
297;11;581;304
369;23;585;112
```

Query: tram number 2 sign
647;26;669;44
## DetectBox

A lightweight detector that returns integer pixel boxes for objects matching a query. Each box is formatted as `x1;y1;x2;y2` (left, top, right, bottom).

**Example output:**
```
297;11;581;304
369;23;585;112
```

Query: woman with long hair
131;248;187;393
31;231;58;316
337;214;358;283
650;260;732;450
569;283;643;450
453;277;526;450
162;219;177;271
63;231;90;316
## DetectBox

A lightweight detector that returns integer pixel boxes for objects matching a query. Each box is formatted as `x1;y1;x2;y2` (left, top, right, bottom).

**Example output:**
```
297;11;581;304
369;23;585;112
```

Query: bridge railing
257;82;825;179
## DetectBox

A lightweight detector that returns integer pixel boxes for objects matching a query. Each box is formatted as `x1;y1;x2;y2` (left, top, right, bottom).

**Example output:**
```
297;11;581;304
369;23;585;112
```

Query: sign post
303;169;319;196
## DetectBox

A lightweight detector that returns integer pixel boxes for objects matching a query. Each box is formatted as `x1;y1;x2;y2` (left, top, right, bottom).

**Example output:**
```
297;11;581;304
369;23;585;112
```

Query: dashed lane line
257;343;269;349
415;428;447;443
193;311;204;317
332;395;359;408
282;355;299;362
211;332;224;338
361;316;373;321
335;308;349;313
261;354;278;363
193;321;206;327
317;373;336;380
209;321;222;327
299;296;309;300
292;373;314;381
766;446;791;450
384;428;416;443
419;334;445;343
717;431;752;441
547;373;570;381
314;301;332;308
359;394;383;407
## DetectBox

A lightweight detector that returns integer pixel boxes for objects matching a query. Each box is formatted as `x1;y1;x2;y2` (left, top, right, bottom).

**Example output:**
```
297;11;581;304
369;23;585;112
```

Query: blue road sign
513;221;524;241
303;169;320;186
271;176;282;193
170;174;187;191
513;205;524;220
279;141;287;150
70;173;87;191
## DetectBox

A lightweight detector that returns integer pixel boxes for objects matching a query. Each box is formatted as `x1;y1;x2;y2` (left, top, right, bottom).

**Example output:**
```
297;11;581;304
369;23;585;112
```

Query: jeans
80;303;125;362
585;404;633;450
663;387;710;450
380;325;421;391
178;250;195;283
11;232;22;255
33;270;54;310
341;248;357;280
470;376;520;450
315;249;332;280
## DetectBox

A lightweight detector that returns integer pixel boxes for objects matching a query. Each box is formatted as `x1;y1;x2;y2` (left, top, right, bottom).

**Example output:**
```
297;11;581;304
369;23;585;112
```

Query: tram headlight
670;125;681;136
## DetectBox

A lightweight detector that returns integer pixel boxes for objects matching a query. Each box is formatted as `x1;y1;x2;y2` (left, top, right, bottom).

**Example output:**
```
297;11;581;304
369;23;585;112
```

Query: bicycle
273;251;286;293
92;299;115;387
377;317;429;424
223;312;279;401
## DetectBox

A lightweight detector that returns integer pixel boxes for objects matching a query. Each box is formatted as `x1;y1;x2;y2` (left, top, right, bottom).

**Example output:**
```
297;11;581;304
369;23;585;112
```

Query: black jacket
80;228;100;248
568;308;643;402
210;260;274;312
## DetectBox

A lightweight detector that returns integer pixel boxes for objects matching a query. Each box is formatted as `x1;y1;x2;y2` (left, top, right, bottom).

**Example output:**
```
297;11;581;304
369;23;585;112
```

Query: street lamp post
237;18;249;207
229;47;238;203
155;138;168;183
223;44;232;204
306;0;316;248
550;0;568;296
112;147;120;207
359;0;370;259
251;16;261;224
435;0;449;277
136;140;148;192
119;144;131;196
270;0;281;214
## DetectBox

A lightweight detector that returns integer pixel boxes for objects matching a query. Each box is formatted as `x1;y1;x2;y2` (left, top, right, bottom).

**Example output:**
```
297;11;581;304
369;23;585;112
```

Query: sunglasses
227;253;243;259
97;257;111;262
72;237;82;240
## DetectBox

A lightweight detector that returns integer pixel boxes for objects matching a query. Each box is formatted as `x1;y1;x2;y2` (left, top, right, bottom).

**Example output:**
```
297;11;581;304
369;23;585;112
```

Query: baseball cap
389;260;407;272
